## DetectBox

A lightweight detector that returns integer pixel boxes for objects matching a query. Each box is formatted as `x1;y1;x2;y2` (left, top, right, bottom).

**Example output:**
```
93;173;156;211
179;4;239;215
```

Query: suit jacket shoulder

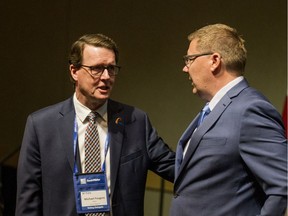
29;97;74;121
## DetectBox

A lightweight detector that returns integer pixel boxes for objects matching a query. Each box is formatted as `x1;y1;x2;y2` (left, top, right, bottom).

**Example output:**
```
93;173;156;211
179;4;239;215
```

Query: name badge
73;172;110;214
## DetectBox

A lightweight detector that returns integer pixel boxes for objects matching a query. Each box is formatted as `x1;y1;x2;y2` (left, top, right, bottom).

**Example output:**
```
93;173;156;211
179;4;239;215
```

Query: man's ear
70;64;78;81
210;52;221;73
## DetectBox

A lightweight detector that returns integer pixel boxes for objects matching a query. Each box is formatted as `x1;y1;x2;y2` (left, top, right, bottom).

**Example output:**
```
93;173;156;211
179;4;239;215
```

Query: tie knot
197;103;210;126
202;103;210;114
87;112;99;124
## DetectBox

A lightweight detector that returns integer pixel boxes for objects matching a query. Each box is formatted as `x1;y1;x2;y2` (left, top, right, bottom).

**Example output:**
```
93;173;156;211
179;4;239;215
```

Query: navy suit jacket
171;79;287;216
16;98;175;216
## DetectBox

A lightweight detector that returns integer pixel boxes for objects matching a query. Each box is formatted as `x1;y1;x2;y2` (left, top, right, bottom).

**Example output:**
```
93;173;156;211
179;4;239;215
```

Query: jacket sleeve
144;114;175;182
16;115;43;216
239;99;287;216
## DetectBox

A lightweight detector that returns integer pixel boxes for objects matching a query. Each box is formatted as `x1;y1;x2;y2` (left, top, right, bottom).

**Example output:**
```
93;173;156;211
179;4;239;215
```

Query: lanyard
73;116;110;174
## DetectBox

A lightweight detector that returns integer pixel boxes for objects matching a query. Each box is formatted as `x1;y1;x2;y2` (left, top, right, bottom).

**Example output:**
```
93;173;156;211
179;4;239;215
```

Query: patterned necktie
85;112;101;173
84;112;105;216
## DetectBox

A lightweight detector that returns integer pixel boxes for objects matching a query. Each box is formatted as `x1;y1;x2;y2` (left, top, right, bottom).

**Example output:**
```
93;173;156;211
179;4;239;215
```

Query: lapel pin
115;117;123;125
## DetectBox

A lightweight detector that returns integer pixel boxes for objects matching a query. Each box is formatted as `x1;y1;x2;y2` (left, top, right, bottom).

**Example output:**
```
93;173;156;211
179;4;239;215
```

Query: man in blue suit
16;34;175;216
171;24;287;216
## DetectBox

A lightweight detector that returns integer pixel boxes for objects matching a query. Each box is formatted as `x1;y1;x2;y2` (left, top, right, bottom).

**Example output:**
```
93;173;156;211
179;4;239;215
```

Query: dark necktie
85;112;101;173
84;112;105;216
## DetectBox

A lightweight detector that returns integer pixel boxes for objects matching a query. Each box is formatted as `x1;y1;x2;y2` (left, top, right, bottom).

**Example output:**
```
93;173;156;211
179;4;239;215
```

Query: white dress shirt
73;94;111;194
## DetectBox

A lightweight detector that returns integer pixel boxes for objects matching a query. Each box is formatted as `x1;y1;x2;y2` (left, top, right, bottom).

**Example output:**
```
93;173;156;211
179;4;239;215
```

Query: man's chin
92;95;109;102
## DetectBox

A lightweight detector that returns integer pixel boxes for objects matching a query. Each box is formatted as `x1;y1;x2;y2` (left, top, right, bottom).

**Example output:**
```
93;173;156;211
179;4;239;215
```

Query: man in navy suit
171;24;287;216
16;34;175;216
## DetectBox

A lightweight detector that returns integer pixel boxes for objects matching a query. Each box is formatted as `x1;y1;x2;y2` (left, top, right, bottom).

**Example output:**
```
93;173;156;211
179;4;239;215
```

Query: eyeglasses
183;52;213;67
80;64;121;78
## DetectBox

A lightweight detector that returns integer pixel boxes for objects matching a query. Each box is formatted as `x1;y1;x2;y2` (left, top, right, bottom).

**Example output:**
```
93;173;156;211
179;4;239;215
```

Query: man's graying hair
188;23;247;74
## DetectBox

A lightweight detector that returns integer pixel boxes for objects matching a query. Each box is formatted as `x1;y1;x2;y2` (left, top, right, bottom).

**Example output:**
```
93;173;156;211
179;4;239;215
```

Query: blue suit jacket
171;79;287;216
16;98;175;216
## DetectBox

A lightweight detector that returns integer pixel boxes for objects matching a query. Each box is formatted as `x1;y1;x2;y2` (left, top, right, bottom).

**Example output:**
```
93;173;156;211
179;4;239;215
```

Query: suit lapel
175;114;199;177
57;98;76;171
175;96;232;182
175;79;250;183
107;100;125;199
178;114;200;145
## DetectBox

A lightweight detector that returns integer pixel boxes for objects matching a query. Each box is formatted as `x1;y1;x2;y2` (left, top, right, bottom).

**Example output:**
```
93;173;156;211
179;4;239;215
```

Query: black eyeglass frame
80;64;121;78
183;52;213;67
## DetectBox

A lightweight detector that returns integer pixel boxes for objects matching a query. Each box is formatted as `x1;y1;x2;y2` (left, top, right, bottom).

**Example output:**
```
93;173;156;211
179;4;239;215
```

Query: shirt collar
73;93;108;123
209;76;244;111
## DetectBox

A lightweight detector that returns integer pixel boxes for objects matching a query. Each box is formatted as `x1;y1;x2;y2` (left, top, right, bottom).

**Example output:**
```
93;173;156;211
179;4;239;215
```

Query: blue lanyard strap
73;116;110;174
